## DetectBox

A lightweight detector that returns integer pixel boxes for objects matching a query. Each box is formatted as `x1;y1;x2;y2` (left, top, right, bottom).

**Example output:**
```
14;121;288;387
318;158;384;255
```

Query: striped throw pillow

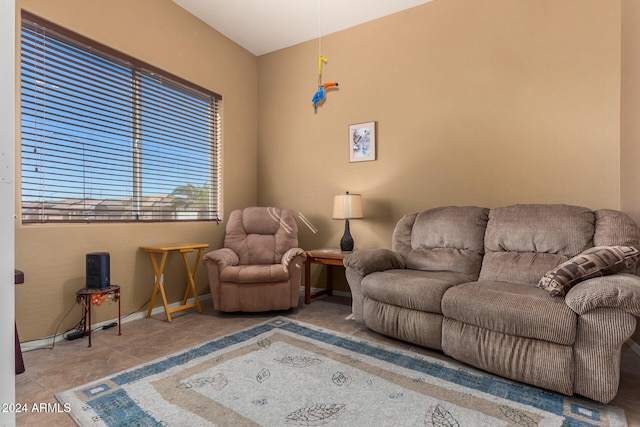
537;245;640;297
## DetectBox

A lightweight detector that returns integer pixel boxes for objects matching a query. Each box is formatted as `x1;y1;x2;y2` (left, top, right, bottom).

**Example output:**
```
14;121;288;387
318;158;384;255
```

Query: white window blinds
20;12;222;224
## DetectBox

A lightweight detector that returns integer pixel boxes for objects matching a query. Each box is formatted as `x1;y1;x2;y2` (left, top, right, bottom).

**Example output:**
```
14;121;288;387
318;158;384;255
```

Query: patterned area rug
56;317;627;426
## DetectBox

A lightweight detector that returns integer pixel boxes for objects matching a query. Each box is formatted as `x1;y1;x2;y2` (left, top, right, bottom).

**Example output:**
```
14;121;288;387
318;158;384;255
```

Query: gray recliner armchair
203;207;306;312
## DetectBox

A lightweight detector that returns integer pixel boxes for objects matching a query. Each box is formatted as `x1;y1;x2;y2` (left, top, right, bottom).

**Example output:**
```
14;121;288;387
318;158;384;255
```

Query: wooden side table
304;249;348;304
75;285;121;347
139;243;209;322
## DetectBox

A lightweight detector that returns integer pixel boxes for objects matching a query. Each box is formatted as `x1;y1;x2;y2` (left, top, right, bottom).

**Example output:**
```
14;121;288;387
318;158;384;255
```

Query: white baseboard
20;294;212;352
21;287;351;352
299;286;351;299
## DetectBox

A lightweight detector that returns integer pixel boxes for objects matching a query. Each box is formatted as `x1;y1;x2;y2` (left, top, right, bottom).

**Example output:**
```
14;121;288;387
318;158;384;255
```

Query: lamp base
340;219;354;252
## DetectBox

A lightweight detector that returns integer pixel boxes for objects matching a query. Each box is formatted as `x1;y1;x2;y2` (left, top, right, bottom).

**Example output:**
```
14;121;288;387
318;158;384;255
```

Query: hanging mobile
311;4;339;112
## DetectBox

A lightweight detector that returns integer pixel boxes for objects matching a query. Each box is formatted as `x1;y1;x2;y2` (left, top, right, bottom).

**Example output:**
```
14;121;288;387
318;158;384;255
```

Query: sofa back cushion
594;209;640;248
480;204;596;285
392;206;489;280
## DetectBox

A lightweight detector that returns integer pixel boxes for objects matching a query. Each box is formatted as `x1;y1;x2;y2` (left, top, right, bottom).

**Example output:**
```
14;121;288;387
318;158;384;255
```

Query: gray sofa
343;204;640;403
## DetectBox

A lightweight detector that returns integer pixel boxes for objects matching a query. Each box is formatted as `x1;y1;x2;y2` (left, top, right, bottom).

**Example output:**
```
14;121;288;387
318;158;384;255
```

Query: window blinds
20;13;222;223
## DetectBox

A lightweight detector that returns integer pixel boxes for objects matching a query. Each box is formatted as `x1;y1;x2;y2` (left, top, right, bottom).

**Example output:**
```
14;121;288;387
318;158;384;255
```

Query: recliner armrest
343;248;405;276
203;248;239;269
282;248;307;271
565;273;640;316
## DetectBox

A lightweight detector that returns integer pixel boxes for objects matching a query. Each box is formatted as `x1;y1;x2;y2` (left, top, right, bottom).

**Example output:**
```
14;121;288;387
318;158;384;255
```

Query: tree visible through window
20;12;222;224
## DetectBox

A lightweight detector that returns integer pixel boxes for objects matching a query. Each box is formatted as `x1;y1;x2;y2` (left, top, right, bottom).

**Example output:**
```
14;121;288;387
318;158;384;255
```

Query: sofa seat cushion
442;281;576;345
220;264;289;284
362;269;469;313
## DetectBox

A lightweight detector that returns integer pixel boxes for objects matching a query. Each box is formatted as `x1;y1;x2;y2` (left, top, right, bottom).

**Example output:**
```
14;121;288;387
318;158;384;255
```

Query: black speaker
86;252;110;289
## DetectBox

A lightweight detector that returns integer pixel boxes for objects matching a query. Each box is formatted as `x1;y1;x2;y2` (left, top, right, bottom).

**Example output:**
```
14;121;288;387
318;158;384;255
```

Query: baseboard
299;286;351;299
20;294;212;352
22;288;350;352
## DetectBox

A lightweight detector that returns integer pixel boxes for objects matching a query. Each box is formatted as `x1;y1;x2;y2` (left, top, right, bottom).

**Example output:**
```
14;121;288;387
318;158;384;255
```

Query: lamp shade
332;193;363;219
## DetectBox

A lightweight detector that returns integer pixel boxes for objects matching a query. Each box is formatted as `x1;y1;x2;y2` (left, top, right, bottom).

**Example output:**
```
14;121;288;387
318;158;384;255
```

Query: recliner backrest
224;207;299;265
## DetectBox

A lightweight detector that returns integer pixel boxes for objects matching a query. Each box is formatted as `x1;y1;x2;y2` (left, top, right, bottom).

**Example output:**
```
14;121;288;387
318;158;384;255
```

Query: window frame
19;11;223;225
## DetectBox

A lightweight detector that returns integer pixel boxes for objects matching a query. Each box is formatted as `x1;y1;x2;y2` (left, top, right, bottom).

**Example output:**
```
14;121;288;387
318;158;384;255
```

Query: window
20;12;222;224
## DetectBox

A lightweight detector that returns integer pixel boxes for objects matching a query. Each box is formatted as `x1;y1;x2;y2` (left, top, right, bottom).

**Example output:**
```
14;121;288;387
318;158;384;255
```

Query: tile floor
15;296;640;426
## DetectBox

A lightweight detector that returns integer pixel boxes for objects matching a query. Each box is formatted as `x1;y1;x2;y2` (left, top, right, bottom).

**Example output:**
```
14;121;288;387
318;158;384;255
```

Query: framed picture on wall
348;121;376;162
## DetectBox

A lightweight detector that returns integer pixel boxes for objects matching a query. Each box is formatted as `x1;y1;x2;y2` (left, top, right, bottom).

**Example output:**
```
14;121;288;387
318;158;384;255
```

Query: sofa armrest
203;248;239;269
565;273;640;316
282;248;307;272
343;249;405;276
343;249;404;323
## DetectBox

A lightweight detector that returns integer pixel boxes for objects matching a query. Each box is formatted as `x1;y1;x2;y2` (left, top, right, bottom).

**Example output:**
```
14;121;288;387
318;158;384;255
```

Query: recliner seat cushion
442;281;577;345
220;264;289;284
362;269;469;313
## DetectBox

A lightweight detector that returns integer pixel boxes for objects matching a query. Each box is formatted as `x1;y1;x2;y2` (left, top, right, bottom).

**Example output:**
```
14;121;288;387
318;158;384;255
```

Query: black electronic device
86;252;110;289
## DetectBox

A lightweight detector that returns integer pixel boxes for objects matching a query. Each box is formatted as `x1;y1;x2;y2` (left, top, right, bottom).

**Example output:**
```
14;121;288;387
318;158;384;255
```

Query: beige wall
621;0;640;341
14;0;640;341
15;0;259;341
622;0;640;224
258;0;622;259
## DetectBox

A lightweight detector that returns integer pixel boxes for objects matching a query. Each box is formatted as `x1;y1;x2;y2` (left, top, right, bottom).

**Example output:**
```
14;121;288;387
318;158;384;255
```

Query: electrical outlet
154;274;164;284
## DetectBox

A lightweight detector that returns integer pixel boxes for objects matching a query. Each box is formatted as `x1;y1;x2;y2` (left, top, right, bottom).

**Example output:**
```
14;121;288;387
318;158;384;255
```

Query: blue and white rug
56;317;627;426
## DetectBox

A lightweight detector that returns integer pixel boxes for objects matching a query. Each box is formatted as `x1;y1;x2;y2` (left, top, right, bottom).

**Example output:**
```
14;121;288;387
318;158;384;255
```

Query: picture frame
348;121;376;162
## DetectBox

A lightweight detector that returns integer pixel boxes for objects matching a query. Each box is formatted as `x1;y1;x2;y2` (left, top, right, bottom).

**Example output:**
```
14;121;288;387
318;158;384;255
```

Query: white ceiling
172;0;434;56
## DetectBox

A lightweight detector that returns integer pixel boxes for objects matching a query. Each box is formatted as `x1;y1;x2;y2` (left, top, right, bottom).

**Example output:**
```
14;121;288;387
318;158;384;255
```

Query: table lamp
332;191;363;252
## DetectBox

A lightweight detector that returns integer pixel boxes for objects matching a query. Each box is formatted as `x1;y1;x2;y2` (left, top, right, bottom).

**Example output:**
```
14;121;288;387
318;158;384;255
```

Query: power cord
25;300;81;351
22;297;152;352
